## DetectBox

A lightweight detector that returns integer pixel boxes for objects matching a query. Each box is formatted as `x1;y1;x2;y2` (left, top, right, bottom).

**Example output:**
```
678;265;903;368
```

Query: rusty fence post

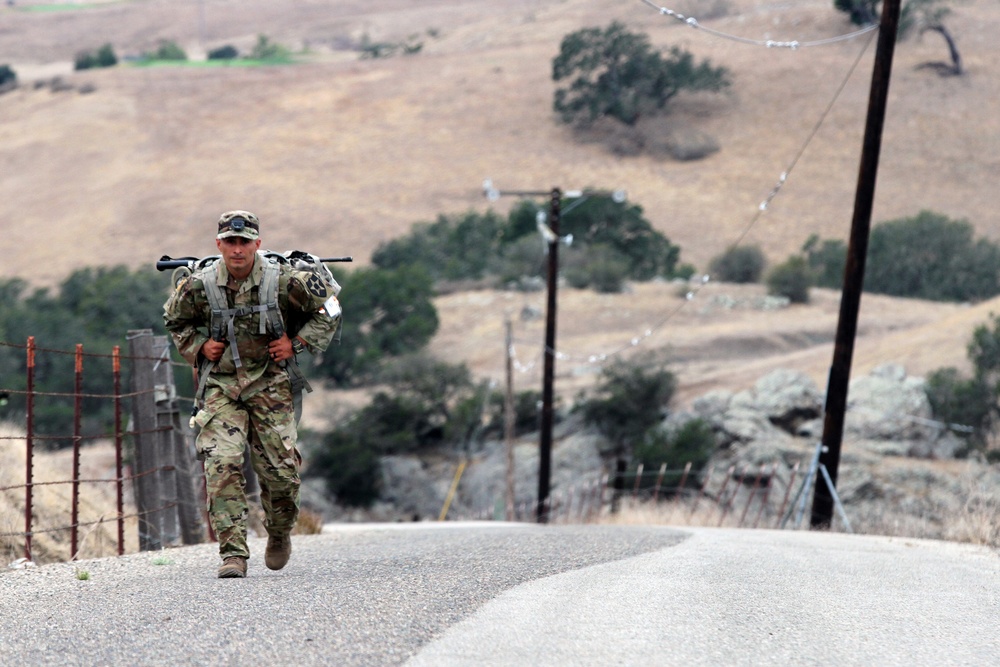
738;464;767;528
113;346;124;555
652;463;667;502
71;344;83;560
753;463;779;529
776;462;800;529
24;337;35;561
689;464;714;521
715;465;738;527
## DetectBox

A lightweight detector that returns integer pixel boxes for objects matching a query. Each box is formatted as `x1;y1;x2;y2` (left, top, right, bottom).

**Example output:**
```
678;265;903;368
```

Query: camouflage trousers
195;381;301;560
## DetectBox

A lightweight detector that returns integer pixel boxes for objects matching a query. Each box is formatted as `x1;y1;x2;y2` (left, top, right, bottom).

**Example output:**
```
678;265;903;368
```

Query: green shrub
630;418;716;494
312;266;439;386
493;235;547;287
925;367;991;452
708;245;766;283
563;244;630;293
310;428;381;507
308;355;493;507
74;51;96;70
803;234;846;288
249;34;290;61
371;210;506;282
74;44;117;70
359;33;424;59
207;45;239;60
0;64;16;87
766;256;810;303
373;194;681;292
581;349;677;459
96;43;117;67
865;210;1000;302
150;40;187;61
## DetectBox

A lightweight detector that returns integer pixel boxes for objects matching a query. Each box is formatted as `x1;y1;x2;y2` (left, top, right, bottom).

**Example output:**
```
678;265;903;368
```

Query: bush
308;355;494;507
372;210;506;282
249;34;290;61
207;45;239;60
359;33;424;59
311;266;439;386
149;40;187;61
310;428;381;507
766;256;811;303
925;367;992;452
803;234;846;288
708;245;766;283
74;44;117;70
835;0;879;25
0;64;16;88
581;349;677;459
563;244;630;293
630;418;716;494
374;194;682;291
493;235;547;287
865;210;1000;302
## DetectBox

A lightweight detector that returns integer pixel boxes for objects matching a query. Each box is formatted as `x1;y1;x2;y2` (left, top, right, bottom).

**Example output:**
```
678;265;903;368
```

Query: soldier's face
216;236;261;278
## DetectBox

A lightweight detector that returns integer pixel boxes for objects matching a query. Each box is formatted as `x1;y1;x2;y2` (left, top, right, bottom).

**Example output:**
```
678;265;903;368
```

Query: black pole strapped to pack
156;255;353;271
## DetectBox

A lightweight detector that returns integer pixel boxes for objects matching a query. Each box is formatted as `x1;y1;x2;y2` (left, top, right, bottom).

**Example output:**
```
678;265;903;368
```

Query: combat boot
265;534;292;570
217;556;247;578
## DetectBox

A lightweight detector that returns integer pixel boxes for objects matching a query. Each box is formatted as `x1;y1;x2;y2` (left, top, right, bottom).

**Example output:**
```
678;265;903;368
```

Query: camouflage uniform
163;212;339;562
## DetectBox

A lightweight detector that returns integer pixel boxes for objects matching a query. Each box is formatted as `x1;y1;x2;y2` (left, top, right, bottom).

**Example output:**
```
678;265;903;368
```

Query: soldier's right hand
201;339;226;361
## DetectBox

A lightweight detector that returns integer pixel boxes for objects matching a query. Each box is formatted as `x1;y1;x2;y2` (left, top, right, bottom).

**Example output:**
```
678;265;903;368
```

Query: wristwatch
291;337;306;356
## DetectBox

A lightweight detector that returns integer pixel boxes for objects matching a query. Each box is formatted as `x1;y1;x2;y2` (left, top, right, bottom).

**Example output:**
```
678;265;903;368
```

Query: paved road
1;524;997;666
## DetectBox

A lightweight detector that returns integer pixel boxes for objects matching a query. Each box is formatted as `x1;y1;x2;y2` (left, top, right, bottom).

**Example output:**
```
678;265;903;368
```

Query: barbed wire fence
459;458;826;532
0;332;206;564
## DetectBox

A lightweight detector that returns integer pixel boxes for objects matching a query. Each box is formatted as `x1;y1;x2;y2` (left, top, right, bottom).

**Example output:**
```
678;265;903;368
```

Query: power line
515;28;879;369
637;0;879;49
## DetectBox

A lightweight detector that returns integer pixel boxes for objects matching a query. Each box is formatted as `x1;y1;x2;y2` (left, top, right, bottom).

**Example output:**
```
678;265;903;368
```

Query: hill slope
2;0;998;402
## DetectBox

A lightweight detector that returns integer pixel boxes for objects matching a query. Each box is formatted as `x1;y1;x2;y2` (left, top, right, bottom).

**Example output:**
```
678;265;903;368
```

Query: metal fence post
24;337;35;561
113;346;124;555
71;344;83;560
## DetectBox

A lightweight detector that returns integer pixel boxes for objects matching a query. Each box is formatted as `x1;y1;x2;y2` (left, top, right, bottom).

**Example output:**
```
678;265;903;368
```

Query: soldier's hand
201;339;226;362
268;334;294;363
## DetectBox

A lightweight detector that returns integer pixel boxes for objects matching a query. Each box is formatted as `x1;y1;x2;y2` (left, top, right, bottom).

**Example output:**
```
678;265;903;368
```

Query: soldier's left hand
268;334;294;363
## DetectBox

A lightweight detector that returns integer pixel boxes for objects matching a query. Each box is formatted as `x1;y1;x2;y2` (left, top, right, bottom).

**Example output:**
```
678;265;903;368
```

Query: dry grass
595;472;1000;549
0;423;138;565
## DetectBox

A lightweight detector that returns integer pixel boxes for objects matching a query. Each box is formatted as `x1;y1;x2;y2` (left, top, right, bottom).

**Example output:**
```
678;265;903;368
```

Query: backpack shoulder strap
259;258;284;339
200;262;228;343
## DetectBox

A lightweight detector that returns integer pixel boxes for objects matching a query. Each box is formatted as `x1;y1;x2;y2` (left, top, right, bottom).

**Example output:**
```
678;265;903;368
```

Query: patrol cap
217;210;260;240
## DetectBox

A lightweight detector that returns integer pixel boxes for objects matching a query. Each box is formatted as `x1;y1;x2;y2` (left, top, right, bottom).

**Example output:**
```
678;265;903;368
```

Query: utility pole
812;0;901;528
537;187;561;523
504;318;516;521
482;181;624;524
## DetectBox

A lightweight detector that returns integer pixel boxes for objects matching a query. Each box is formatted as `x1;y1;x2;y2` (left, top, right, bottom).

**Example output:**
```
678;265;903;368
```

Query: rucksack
193;250;341;421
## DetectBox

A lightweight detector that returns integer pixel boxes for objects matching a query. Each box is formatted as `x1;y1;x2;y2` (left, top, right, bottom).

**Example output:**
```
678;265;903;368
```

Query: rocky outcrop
341;364;990;542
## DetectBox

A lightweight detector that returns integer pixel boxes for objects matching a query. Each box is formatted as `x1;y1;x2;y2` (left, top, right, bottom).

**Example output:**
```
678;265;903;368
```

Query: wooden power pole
812;0;902;528
537;188;561;524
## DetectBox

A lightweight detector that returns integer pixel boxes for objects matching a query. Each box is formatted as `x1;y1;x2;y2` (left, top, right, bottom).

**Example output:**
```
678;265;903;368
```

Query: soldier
163;211;340;578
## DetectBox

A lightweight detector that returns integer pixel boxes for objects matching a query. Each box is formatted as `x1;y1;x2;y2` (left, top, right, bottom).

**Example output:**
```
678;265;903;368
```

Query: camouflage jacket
163;254;340;399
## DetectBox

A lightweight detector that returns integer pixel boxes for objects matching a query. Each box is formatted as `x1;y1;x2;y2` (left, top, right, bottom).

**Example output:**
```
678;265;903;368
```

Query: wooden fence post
129;330;207;549
129;330;165;550
151;335;204;545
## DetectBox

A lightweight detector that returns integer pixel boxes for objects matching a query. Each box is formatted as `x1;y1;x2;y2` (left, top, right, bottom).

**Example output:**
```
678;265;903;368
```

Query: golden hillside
1;0;997;404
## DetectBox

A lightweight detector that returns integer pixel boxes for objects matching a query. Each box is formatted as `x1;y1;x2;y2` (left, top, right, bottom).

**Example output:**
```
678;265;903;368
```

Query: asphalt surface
1;523;997;666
